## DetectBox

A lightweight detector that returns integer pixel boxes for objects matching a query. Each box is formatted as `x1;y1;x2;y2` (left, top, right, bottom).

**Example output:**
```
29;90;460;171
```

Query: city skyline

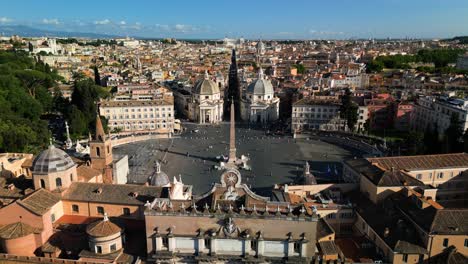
1;0;468;39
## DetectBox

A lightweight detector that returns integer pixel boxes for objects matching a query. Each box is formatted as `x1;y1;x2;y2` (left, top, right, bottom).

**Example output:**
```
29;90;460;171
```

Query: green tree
93;65;101;85
404;132;424;155
423;123;441;154
340;88;359;131
366;60;384;73
444;114;464;153
463;129;468;153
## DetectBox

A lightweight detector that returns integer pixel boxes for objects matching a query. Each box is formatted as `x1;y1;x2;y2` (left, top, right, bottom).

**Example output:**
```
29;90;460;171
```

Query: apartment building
99;98;174;135
292;96;346;132
412;96;468;134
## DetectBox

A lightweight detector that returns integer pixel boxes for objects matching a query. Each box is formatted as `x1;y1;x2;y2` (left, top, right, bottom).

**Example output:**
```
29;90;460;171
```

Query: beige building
100;97;174;135
343;153;468;204
0;153;33;178
292;96;346;132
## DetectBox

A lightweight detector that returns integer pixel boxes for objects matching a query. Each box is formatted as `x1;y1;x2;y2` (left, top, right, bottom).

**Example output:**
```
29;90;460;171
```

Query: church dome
194;71;220;95
150;162;170;187
32;144;75;174
86;215;122;238
247;68;274;96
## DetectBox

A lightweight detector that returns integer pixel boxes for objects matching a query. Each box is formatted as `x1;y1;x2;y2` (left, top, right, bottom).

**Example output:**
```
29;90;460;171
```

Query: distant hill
442;36;468;44
0;25;121;39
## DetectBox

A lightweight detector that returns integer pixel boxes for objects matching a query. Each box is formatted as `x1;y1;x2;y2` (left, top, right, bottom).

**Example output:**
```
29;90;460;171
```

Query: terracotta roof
394;240;427;254
86;218;122;237
77;165;102;182
21;158;33;168
17;188;60;216
100;99;172;108
345;158;425;187
367;153;468;171
429;209;468;235
0;222;40;239
62;182;165;205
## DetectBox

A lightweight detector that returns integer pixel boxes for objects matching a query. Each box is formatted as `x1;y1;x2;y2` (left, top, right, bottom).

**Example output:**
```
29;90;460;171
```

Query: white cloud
173;24;198;33
42;18;61;25
0;17;12;23
309;29;344;35
94;19;111;25
119;20;126;25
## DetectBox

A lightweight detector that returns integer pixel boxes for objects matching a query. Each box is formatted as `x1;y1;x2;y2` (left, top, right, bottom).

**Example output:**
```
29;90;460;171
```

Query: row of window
294;107;339;112
107;113;172;119
326;212;355;219
39;175;73;189
71;204;131;216
95;244;117;254
105;107;172;113
294;114;338;119
415;171;462;180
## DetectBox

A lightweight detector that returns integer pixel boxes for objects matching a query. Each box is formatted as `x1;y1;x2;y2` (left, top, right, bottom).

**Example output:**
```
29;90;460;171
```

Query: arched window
40;179;46;188
56;178;62;187
96;147;101;157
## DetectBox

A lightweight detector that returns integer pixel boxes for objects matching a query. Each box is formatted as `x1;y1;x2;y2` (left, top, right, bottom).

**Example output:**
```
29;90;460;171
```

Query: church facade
241;68;280;124
189;71;224;124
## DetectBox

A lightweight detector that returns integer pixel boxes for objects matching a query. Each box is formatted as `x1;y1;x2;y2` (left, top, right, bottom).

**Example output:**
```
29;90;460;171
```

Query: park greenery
366;48;466;73
56;38;122;47
292;64;306;74
0;50;108;153
0;50;59;152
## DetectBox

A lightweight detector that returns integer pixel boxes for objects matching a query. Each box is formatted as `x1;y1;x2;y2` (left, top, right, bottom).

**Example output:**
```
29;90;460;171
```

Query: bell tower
90;115;113;183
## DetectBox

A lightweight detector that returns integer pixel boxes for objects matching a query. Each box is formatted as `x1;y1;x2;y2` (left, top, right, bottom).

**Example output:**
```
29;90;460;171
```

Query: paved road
113;123;362;194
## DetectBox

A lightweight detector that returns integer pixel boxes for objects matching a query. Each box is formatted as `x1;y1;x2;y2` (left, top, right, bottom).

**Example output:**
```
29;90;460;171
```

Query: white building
99;98;174;135
189;72;224;124
241;68;280;124
412;96;468;135
329;74;369;89
292;96;346;132
357;105;369;132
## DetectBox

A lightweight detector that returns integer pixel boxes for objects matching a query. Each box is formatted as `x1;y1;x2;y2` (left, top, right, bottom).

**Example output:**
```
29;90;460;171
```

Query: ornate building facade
189;71;224;124
144;101;317;262
241;68;280;124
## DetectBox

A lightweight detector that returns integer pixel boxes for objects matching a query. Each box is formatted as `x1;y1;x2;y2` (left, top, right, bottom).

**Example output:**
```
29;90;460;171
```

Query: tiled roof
62;182;165;205
77;165;102;182
17;188;60;216
367;153;468;171
100;99;172;108
345;158;425;187
430;209;468;235
394;240;427;254
86;218;122;237
0;222;40;239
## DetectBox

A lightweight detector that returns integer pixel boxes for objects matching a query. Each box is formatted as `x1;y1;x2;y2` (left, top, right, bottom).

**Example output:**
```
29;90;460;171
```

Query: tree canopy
0;51;57;153
366;48;466;72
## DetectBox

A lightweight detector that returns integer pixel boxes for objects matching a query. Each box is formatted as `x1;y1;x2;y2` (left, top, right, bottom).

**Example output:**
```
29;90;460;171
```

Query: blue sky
1;0;468;39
